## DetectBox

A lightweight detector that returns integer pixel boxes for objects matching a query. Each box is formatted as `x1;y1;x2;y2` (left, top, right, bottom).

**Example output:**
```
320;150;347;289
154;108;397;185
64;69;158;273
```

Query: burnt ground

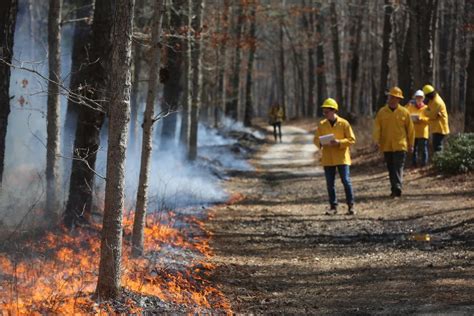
207;123;474;315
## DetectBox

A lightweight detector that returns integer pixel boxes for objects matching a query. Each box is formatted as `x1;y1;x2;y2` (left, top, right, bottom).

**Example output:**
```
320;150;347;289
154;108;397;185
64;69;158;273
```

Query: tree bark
96;0;134;300
62;0;93;186
132;0;164;257
160;0;185;149
130;0;146;151
225;1;244;120
0;0;18;185
330;1;343;106
46;0;62;218
180;0;193;148
465;43;474;132
243;1;256;127
188;0;205;159
315;4;325;117
376;0;393;110
64;0;114;228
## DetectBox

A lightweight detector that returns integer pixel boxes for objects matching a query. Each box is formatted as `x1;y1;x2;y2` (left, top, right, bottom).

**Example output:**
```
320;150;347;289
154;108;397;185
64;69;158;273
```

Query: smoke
1;1;260;230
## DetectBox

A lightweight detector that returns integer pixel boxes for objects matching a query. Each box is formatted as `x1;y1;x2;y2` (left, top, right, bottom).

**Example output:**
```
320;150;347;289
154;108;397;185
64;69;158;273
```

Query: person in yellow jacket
373;87;415;198
314;98;356;215
405;90;429;167
422;84;450;152
268;103;286;142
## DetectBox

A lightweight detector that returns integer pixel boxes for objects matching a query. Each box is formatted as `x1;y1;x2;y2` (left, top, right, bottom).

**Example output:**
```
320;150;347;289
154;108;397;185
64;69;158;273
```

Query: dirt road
208;124;474;314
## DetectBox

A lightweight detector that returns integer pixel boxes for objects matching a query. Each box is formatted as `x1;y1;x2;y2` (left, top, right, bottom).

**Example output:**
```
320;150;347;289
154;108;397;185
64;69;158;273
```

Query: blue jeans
413;138;428;167
324;165;354;207
432;133;445;152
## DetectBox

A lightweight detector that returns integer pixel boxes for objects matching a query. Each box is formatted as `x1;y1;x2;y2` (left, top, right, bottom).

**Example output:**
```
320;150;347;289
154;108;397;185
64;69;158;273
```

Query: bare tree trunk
132;0;164;257
279;19;286;111
216;0;229;127
0;0;18;185
243;0;256;127
188;0;205;160
130;0;146;150
46;0;62;218
62;0;93;186
225;1;243;120
64;0;114;228
376;0;393;110
303;5;315;117
315;4;325;117
330;1;343;106
160;0;185;148
96;0;134;300
465;43;474;132
179;0;192;148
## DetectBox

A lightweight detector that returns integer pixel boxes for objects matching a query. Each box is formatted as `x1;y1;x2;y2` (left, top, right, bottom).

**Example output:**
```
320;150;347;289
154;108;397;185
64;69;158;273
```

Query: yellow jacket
405;103;429;139
424;94;450;135
314;115;355;166
268;106;285;124
373;105;415;152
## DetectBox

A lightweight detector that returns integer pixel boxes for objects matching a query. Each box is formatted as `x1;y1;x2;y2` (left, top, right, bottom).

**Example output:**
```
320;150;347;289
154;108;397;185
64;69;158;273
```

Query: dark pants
384;151;406;196
432;133;445;152
272;122;282;142
412;138;428;167
324;165;354;207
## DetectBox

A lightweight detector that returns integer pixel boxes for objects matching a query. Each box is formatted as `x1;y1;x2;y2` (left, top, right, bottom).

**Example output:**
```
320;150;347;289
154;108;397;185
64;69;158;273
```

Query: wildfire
0;210;231;314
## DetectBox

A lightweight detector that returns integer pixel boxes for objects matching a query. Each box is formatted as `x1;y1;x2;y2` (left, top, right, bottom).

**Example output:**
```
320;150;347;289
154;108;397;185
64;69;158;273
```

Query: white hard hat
414;90;425;98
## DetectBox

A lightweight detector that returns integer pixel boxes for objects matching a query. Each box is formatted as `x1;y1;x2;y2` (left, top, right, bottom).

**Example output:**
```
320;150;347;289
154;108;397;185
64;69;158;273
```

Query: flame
0;210;231;314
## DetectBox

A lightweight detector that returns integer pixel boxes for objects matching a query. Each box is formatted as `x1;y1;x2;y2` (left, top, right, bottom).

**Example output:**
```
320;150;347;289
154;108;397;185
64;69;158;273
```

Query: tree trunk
216;0;230;128
0;0;18;185
64;0;114;228
225;1;244;120
180;0;193;148
188;0;205;160
315;5;325;117
96;0;134;300
243;1;256;127
130;0;146;150
45;0;62;218
132;0;164;257
62;0;93;187
376;0;393;110
465;44;474;132
303;5;315;117
160;0;185;148
279;18;286;111
330;1;343;106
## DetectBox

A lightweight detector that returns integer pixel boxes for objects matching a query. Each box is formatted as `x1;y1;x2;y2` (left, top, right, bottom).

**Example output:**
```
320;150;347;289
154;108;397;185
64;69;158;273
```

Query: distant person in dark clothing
268;103;285;143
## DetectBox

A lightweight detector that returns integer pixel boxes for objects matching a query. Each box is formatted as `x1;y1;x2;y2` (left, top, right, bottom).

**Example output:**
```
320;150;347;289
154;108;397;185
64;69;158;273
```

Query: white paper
410;114;420;122
319;133;335;145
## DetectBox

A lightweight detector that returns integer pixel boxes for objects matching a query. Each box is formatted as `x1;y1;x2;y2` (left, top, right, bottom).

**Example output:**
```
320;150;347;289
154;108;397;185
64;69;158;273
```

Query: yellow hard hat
423;84;435;95
321;98;338;111
388;86;404;99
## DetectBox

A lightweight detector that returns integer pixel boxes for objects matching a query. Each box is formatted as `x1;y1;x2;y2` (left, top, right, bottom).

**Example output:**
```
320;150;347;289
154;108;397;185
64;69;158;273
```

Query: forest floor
207;119;474;315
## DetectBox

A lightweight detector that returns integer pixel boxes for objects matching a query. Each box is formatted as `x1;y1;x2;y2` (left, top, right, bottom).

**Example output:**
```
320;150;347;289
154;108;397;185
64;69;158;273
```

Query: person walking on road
422;84;450;153
268;103;285;143
406;90;429;167
314;98;356;215
373;87;415;198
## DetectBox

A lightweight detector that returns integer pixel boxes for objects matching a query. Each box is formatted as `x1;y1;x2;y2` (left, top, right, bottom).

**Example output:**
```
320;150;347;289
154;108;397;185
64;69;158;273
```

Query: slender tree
160;0;185;148
465;43;474;132
96;0;135;300
188;0;205;160
225;1;244;120
64;0;114;228
330;1;343;106
45;0;62;219
243;1;257;127
132;0;164;257
0;0;18;185
376;0;393;110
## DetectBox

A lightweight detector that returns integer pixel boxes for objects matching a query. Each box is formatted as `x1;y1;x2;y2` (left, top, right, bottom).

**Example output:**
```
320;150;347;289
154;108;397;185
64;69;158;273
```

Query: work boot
347;204;356;215
325;205;337;215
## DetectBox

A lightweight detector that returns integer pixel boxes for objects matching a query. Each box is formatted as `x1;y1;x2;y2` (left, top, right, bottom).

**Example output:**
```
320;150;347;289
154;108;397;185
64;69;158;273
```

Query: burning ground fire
0;204;234;314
